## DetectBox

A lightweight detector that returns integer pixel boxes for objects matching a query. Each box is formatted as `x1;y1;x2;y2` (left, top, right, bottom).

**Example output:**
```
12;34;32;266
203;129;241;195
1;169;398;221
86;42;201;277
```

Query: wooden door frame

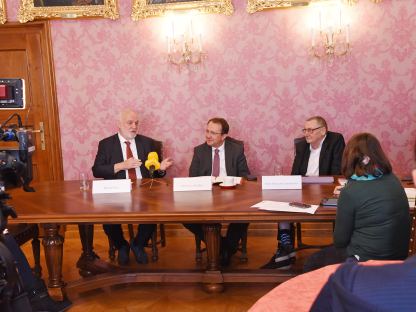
0;21;63;181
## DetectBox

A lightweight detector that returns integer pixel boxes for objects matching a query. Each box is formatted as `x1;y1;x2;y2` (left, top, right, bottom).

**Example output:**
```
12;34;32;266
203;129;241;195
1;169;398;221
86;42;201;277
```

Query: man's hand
124;157;142;169
114;157;142;173
160;157;173;171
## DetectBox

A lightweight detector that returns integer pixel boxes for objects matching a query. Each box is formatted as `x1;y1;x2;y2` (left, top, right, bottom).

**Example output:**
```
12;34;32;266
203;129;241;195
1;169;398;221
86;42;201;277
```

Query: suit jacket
311;256;416;312
92;133;165;179
291;131;345;176
189;139;250;177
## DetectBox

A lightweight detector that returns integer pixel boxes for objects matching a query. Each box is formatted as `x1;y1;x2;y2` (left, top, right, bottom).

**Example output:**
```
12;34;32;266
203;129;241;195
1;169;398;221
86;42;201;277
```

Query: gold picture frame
247;0;310;13
131;0;233;20
18;0;119;23
0;0;6;24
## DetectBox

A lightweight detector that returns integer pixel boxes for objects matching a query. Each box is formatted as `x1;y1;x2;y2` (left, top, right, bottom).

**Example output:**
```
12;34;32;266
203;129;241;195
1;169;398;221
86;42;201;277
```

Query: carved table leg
42;224;65;299
202;223;224;293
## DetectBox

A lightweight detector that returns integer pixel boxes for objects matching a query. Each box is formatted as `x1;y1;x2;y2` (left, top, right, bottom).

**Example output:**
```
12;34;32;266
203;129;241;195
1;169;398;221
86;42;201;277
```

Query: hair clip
362;155;370;165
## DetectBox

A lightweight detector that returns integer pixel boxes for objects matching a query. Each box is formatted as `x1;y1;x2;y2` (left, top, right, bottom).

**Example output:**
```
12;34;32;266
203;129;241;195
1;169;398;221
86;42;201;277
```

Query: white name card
92;179;132;194
262;175;302;190
173;176;212;192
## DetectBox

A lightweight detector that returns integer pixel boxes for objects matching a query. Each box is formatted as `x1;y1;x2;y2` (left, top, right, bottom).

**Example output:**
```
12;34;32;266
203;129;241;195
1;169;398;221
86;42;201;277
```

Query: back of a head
341;133;392;178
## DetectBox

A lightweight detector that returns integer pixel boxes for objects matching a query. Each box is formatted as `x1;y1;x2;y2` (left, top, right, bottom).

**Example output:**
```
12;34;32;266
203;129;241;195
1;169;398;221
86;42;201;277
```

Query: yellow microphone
147;152;159;161
145;152;160;178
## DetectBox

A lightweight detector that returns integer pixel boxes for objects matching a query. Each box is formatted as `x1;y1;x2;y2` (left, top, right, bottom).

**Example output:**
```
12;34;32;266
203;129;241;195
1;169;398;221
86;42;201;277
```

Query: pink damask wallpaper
5;1;416;179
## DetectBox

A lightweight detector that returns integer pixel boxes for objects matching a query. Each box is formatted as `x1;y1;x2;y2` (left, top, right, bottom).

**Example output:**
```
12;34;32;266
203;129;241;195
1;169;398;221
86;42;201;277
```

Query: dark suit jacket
291;131;345;176
92;133;165;179
189;139;250;178
311;255;416;312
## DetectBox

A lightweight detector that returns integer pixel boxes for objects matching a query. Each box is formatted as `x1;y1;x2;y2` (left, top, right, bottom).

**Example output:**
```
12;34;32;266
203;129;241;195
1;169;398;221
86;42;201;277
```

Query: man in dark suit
91;108;173;266
291;120;345;176
185;117;250;266
261;116;345;269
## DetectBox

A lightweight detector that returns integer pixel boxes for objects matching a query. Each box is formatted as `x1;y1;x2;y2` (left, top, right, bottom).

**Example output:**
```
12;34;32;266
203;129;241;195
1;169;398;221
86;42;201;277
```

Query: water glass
273;165;283;175
79;172;89;191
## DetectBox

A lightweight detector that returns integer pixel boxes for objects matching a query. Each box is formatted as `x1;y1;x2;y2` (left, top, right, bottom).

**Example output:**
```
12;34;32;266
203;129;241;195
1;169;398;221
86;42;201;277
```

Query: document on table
251;201;319;214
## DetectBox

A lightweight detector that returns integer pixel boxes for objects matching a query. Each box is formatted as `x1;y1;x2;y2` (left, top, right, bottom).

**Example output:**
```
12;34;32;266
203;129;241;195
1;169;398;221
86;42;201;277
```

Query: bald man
92;109;173;266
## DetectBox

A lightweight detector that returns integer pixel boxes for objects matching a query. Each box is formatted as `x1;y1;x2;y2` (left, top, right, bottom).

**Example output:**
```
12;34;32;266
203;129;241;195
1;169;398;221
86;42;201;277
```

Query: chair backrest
226;136;244;147
294;137;304;156
153;140;163;160
409;211;416;256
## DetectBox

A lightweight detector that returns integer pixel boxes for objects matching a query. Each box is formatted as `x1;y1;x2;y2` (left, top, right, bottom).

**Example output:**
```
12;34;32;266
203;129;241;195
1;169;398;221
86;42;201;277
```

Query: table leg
42;224;65;298
202;223;224;293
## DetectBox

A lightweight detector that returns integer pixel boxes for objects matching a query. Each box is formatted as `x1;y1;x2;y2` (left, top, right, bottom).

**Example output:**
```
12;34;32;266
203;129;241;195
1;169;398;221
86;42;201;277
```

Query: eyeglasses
302;126;323;134
205;129;222;136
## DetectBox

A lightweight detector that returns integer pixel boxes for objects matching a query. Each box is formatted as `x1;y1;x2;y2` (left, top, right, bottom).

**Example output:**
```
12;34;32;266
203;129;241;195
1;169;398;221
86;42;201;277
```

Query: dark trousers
183;223;249;253
303;245;351;273
103;224;156;249
2;233;36;292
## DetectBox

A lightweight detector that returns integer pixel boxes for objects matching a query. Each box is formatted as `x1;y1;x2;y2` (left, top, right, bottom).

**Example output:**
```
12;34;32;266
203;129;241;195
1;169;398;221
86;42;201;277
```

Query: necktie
212;148;220;177
125;141;137;180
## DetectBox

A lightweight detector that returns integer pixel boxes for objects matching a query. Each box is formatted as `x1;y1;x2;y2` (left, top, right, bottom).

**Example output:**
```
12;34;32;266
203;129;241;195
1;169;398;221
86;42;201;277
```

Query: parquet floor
21;225;332;312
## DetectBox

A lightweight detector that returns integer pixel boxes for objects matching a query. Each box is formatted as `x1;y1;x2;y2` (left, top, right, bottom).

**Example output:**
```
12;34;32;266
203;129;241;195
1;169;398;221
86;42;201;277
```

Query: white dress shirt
306;136;326;177
118;133;142;179
211;143;227;177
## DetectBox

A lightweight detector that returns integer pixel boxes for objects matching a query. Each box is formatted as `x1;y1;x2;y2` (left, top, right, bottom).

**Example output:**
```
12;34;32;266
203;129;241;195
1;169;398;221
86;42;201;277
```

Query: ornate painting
18;0;119;23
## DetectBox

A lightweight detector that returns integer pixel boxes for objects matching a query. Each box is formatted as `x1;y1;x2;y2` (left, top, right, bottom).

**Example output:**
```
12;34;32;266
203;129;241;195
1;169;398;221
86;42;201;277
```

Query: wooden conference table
8;178;340;296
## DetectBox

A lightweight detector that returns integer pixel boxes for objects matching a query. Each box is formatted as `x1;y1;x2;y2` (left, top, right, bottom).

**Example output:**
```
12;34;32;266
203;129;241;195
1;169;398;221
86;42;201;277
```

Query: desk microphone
145;152;160;178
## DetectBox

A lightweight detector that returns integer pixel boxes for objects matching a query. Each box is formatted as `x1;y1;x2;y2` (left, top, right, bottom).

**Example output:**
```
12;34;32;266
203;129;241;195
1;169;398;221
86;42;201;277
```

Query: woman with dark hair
304;133;410;272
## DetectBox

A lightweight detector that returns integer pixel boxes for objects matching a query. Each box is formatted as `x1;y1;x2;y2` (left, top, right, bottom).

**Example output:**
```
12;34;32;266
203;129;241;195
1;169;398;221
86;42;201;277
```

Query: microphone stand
140;167;165;189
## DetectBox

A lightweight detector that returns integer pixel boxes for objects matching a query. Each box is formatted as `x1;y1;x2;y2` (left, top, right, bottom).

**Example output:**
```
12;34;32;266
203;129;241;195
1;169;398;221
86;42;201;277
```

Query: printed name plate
92;179;132;194
173;176;213;192
262;175;302;190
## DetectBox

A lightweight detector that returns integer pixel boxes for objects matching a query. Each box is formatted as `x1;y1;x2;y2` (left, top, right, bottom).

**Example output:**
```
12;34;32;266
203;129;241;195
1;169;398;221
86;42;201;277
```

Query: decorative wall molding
132;0;233;20
0;0;6;24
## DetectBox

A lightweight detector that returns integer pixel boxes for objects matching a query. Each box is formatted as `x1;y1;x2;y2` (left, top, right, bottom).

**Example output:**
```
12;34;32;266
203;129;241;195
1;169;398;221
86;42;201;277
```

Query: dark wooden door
0;21;63;182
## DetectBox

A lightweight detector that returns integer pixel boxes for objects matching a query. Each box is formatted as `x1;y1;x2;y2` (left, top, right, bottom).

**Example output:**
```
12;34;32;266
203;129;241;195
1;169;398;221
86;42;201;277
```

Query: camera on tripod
0;113;35;192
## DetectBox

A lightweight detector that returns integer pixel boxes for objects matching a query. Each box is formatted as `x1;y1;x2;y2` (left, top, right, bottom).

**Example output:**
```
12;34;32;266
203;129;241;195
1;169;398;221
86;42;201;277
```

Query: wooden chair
409;210;416;256
108;140;166;262
293;137;335;250
8;223;42;277
108;224;166;262
195;136;248;263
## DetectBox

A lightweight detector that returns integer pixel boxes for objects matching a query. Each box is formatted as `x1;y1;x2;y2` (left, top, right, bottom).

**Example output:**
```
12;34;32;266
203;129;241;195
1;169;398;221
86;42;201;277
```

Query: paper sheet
251;200;319;214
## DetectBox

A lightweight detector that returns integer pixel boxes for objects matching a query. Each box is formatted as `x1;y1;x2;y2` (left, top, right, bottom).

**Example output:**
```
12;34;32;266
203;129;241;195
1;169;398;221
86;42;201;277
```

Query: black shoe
130;240;148;264
29;279;72;312
117;244;130;266
260;245;295;270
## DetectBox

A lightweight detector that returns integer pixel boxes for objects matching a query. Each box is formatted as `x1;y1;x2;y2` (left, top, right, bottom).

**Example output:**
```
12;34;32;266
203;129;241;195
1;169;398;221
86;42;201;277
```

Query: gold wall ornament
18;0;119;23
0;0;6;24
247;0;310;13
131;0;233;20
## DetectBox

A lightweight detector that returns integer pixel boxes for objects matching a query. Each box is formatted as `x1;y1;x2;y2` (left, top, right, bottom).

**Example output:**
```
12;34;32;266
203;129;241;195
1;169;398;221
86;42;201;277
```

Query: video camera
0;113;35;192
0;188;22;311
